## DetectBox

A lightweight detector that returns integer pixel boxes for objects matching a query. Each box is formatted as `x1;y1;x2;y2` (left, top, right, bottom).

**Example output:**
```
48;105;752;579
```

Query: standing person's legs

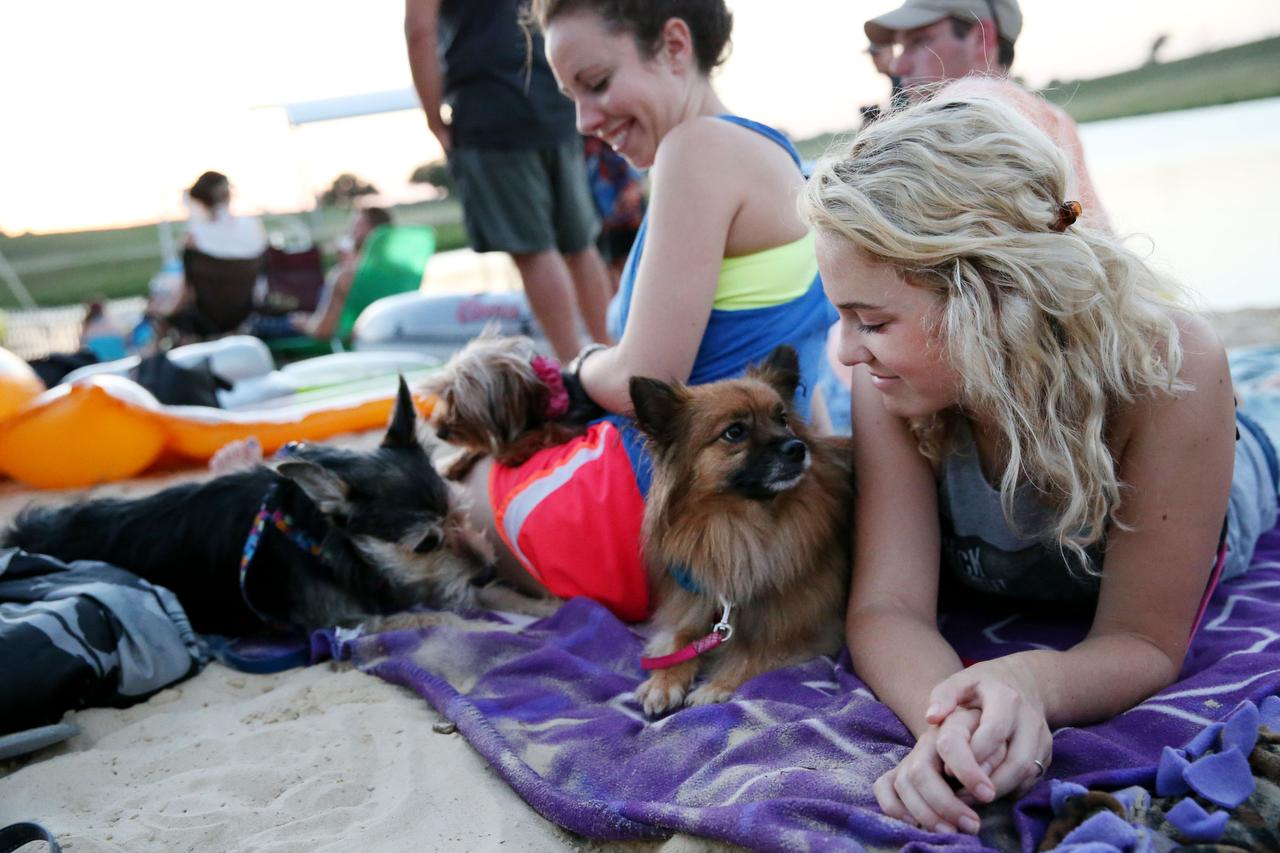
508;250;585;361
547;139;612;346
449;145;597;360
563;247;613;345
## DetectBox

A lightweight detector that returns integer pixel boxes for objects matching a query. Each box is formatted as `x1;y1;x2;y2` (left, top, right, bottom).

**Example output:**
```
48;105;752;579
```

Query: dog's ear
382;376;421;450
275;460;350;517
629;376;687;448
751;346;801;403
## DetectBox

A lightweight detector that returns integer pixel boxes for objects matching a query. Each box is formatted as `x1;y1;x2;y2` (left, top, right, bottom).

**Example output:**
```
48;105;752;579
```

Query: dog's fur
418;332;588;480
629;347;854;714
1;380;534;635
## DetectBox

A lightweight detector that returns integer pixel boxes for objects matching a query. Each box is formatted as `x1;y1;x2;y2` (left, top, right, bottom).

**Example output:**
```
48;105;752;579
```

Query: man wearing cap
863;0;1108;227
866;0;1020;101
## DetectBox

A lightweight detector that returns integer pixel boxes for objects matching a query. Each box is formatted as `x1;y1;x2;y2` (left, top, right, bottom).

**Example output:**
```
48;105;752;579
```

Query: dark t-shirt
439;0;579;149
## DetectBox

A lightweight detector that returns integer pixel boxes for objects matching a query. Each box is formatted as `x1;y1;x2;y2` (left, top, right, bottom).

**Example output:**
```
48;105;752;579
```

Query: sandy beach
1204;306;1280;351
0;434;725;853
1;307;1276;851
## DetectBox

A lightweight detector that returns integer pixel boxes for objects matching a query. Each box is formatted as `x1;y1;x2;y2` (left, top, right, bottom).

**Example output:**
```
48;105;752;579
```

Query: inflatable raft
352;290;547;356
0;337;443;489
1;289;552;489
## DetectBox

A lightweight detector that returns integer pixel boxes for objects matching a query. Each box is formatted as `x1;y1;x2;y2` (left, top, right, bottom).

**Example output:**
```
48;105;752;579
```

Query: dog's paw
635;673;690;716
684;683;735;707
209;436;263;475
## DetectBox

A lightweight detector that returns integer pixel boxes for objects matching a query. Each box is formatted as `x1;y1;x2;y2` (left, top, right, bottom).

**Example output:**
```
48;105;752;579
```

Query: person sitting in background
247;206;392;341
153;171;269;344
296;206;393;339
79;299;127;361
183;171;267;260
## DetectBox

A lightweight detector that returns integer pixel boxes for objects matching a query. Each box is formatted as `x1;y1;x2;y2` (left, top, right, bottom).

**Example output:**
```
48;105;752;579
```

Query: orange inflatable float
0;345;439;489
0;347;45;422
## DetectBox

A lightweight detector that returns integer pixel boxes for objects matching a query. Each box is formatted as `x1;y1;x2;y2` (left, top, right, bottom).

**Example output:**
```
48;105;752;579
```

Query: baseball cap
865;0;1022;47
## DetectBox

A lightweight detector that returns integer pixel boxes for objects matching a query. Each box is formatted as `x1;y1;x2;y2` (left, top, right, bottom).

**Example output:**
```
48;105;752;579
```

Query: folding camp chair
267;225;435;361
167;247;262;341
262;245;326;313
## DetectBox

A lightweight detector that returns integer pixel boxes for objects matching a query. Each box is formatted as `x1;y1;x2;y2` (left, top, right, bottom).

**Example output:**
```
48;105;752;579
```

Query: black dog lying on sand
3;379;538;636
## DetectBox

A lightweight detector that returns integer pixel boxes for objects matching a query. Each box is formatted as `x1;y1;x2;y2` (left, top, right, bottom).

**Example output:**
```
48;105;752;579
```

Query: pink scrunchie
530;355;569;419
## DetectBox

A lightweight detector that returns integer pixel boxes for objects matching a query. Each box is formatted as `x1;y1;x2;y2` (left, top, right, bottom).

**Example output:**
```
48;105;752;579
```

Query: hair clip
1051;200;1082;232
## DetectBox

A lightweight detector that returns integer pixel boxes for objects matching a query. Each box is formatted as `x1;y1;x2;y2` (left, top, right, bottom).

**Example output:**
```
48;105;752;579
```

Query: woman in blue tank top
802;96;1278;836
448;1;835;623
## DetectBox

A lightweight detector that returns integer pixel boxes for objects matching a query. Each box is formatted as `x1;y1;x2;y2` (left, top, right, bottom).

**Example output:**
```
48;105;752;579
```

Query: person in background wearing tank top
405;0;614;363
443;0;836;623
802;95;1279;836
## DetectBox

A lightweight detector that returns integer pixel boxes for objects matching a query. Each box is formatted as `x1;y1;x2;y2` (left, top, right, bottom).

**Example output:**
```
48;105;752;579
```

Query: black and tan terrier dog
417;332;591;480
629;347;854;715
1;380;537;636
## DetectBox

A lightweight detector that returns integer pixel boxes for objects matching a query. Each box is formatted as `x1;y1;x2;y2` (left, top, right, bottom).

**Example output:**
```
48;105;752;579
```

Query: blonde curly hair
801;95;1189;571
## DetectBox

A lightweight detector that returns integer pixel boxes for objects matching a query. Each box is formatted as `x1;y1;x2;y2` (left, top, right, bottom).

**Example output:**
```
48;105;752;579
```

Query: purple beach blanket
321;520;1280;851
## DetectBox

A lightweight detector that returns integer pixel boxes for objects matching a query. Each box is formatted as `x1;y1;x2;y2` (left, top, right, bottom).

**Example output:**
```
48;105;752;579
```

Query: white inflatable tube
61;335;276;385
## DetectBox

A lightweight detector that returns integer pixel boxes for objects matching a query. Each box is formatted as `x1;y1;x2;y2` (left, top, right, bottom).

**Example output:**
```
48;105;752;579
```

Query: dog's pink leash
640;597;735;671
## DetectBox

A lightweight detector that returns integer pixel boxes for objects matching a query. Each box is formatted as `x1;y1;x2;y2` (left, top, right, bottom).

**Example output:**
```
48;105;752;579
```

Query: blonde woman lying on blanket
801;95;1280;835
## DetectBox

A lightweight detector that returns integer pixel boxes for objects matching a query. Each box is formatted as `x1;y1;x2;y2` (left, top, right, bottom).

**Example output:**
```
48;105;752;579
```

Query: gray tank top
938;412;1278;604
937;419;1103;603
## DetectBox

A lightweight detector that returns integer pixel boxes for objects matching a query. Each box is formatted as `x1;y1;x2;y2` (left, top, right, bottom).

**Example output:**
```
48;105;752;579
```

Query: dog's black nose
780;439;807;463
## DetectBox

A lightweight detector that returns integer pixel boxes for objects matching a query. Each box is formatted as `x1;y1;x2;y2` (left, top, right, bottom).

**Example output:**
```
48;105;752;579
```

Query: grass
4;35;1278;311
0;200;470;310
1039;36;1280;123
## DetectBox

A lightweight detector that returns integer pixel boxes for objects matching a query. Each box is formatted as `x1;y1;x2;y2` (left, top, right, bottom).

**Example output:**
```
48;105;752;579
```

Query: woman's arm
300;256;357;340
844;369;991;831
578;118;797;412
845;368;962;732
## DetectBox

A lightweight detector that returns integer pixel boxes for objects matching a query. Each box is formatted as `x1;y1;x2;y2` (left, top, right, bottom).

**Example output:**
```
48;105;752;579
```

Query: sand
0;664;585;852
1;309;1276;851
0;440;728;853
1204;306;1280;350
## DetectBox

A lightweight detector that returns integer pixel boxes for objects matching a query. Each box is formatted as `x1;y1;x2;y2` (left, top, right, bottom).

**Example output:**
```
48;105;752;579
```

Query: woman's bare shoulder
1157;308;1230;394
1113;308;1232;445
657;116;796;176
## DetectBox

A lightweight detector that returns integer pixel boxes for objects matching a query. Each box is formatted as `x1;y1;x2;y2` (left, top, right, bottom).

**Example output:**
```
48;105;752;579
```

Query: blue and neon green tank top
604;115;836;495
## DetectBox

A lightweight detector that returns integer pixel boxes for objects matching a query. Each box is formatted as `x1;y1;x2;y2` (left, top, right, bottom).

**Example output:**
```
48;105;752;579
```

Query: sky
3;0;1279;236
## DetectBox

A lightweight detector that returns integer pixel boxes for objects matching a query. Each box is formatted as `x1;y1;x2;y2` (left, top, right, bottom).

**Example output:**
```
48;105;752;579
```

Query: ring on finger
1032;758;1047;779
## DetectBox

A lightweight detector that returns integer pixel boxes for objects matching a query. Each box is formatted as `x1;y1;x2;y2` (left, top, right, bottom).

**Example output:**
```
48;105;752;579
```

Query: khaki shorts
448;140;600;255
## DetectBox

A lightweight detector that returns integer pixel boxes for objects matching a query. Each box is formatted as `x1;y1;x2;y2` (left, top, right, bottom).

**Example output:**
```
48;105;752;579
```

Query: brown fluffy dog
418;332;587;480
629;347;854;715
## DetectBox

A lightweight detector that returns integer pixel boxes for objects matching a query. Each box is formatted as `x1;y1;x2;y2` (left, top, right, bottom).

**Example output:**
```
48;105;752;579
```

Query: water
1080;98;1280;311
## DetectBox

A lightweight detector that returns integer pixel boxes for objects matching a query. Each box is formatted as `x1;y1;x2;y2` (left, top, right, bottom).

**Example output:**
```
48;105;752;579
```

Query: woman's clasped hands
873;659;1054;835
